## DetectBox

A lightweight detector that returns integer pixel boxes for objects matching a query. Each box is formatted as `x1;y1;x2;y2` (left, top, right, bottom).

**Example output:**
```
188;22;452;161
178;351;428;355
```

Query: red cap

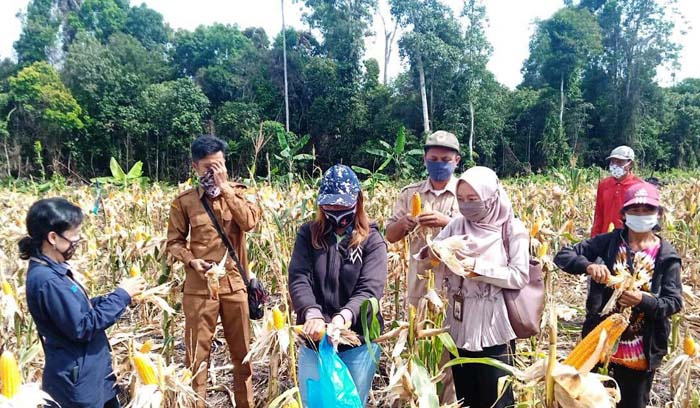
623;182;661;209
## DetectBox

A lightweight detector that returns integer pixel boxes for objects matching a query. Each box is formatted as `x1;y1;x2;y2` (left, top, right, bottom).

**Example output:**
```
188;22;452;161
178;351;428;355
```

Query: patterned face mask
199;169;221;198
609;163;628;179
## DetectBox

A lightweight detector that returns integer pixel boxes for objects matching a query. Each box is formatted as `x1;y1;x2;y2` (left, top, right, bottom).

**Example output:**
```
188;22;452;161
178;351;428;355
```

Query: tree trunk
417;54;430;134
469;101;475;162
282;0;290;132
559;73;565;143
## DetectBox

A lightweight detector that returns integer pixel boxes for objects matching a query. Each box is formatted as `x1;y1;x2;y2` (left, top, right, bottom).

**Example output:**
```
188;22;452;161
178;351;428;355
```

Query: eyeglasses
57;233;83;246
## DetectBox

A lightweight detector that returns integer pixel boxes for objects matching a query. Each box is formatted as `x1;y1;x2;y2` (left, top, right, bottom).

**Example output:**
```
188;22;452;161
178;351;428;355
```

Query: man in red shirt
591;146;642;237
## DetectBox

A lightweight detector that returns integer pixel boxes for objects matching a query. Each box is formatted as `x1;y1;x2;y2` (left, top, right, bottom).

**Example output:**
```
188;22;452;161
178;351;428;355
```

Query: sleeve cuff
113;287;132;305
182;252;195;267
338;308;354;325
638;292;657;313
304;307;324;321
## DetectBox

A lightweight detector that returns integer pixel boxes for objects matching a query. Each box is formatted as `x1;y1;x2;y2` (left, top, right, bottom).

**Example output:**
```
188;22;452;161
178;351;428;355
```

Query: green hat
425;130;460;153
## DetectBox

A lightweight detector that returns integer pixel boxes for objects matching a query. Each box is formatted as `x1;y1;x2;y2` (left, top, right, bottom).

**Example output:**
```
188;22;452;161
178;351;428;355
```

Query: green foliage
1;0;697;182
93;157;148;187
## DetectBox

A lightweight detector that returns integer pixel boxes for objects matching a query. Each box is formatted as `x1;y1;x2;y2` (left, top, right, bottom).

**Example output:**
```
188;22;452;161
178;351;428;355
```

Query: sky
0;0;698;89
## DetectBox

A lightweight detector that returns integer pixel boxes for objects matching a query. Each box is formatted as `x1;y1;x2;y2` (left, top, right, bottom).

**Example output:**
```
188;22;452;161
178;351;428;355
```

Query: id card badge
452;293;464;322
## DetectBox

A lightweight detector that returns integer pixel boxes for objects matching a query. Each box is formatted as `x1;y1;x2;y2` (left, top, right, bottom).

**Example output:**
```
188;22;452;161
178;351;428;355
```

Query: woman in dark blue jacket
554;182;682;408
19;198;145;408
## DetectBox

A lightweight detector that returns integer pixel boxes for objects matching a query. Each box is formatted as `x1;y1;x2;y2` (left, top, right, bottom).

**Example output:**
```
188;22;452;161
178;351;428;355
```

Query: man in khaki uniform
386;131;461;404
166;135;261;408
386;130;461;305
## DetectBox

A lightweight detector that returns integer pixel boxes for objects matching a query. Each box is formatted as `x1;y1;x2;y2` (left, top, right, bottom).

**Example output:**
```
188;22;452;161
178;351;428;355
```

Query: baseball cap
317;164;361;207
623;182;661;209
425;131;460;153
606;145;635;161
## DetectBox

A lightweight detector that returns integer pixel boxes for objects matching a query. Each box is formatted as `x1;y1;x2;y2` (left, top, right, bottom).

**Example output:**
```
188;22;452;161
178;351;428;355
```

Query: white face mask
609;163;628;179
625;214;658;233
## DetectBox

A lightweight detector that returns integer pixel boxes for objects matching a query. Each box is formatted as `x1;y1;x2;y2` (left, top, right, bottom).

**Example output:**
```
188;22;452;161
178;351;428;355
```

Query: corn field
0;170;699;407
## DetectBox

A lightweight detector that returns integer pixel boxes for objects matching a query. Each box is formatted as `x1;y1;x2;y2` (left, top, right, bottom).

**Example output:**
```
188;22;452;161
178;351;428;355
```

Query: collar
420;176;458;196
30;253;70;276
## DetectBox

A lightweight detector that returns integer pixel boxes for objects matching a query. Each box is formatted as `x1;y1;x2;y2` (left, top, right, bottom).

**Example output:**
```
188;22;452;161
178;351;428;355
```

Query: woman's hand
118;276;146;299
331;314;350;329
619;290;644;307
302;317;326;342
586;264;611;284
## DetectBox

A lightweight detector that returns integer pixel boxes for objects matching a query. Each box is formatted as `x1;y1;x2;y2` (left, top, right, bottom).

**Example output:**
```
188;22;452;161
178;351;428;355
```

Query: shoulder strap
501;221;511;261
199;194;250;285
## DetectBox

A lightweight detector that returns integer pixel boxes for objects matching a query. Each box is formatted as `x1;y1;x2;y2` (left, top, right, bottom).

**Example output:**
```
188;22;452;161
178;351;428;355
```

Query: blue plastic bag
306;335;363;408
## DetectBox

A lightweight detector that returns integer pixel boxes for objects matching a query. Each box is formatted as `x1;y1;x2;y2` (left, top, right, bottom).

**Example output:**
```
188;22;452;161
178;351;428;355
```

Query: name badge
452;293;464;322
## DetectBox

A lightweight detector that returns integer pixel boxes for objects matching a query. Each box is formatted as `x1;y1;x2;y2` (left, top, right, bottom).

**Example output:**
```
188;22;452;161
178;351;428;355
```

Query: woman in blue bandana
288;165;388;406
19;198;146;408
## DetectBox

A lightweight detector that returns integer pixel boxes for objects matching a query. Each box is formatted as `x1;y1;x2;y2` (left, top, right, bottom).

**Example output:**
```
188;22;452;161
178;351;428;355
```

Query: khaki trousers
183;290;253;408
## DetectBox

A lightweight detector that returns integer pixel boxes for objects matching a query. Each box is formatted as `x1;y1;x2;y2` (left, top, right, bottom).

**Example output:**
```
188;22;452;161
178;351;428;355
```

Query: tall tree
390;0;463;135
522;7;601;164
8;61;85;172
584;0;679;151
14;0;60;66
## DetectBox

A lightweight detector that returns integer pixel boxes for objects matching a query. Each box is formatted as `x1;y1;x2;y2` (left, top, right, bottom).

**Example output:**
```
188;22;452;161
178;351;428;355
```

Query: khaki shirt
166;183;261;295
388;177;460;305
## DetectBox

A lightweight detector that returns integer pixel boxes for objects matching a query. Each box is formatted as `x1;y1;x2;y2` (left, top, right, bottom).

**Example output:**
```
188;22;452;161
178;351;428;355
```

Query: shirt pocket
190;212;216;244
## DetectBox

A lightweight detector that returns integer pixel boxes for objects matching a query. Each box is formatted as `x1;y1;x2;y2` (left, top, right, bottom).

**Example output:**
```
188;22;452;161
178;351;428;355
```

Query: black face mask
56;233;81;261
323;208;356;229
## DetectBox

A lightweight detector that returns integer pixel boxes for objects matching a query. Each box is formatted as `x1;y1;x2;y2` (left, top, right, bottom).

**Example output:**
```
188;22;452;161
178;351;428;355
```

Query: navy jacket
25;255;132;407
288;222;387;337
554;229;683;370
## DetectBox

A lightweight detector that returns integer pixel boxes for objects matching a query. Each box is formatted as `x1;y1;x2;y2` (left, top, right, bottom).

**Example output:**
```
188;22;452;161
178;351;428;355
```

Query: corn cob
684;332;697;356
130;264;141;278
272;306;286;330
139;339;153;353
284;400;300;408
1;280;13;296
1;350;21;398
564;313;628;370
537;242;548;259
133;352;158;385
531;217;543;237
410;192;422;217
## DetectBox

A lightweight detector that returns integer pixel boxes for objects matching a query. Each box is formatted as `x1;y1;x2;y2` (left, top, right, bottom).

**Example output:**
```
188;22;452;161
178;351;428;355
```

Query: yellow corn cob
134;231;145;242
531;217;543;237
133;352;158;385
537;242;548;259
607;222;615;233
139;340;153;353
292;325;325;338
560;219;575;235
684;332;697;356
1;350;21;398
564;313;628;370
272;306;286;330
1;280;13;296
130;264;141;278
410;192;422;217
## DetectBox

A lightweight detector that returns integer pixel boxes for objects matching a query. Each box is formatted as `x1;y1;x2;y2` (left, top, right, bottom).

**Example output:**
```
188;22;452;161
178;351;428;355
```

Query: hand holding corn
189;259;212;274
118;276;147;300
586;263;611;284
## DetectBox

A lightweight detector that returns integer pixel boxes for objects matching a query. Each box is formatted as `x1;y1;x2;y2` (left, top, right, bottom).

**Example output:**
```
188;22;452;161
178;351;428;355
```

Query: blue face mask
426;160;456;182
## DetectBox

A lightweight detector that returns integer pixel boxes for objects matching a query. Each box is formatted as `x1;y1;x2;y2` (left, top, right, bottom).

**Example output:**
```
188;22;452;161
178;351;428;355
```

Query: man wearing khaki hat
591;145;642;237
386;130;462;403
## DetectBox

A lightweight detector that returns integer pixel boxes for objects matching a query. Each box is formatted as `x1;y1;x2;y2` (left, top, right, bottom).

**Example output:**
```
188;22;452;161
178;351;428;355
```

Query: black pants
451;341;515;408
103;397;121;408
609;364;655;408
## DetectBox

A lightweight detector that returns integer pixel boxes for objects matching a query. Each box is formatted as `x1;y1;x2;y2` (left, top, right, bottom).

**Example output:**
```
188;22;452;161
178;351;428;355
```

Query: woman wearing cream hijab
420;166;529;408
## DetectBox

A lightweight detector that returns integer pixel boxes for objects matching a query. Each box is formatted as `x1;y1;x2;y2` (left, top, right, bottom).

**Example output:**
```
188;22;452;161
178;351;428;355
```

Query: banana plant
93;157;148;188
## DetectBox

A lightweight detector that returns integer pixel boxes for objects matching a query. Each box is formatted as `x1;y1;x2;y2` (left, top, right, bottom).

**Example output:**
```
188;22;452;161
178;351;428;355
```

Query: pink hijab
457;166;514;261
